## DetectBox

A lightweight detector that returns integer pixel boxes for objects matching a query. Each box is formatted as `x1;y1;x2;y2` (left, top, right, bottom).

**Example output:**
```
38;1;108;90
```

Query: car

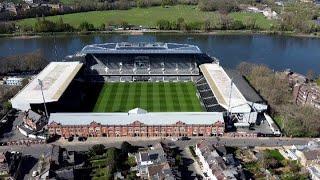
78;137;87;141
171;137;178;142
179;136;190;141
67;136;74;142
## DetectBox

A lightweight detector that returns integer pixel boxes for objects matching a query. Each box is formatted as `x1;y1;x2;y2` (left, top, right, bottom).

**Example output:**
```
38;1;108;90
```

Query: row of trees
198;0;240;13
0;23;15;34
0;51;48;75
29;17;133;32
237;62;320;137
156;16;260;31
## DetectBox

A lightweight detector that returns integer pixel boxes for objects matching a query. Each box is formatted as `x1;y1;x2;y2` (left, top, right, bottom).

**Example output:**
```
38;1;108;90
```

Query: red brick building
23;110;47;131
293;83;320;109
47;110;225;138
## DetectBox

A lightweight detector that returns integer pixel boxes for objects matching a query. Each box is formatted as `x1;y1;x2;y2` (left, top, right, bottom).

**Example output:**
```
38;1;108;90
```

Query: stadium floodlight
38;79;49;118
227;79;233;117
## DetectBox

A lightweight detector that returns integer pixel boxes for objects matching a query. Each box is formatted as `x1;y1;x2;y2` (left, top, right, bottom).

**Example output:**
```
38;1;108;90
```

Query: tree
3;101;12;113
306;69;315;81
89;144;105;156
156;19;172;30
202;19;211;31
78;21;95;31
177;17;186;30
161;0;175;7
119;20;129;29
244;16;257;30
198;0;239;13
126;156;136;167
121;141;134;154
136;0;151;8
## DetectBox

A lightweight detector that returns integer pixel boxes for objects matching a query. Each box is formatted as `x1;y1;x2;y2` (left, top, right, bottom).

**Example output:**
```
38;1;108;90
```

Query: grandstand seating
85;53;211;77
196;76;226;112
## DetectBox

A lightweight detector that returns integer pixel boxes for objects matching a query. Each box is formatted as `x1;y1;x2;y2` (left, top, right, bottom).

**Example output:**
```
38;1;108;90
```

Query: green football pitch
93;82;203;112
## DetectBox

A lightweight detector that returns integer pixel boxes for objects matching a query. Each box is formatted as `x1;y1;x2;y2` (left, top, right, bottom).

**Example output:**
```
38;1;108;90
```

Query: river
1;33;320;74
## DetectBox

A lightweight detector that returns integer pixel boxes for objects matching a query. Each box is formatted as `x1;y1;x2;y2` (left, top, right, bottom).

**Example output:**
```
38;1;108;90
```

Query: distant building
4;77;24;86
23;0;33;4
246;6;278;19
293;83;320;109
284;70;308;87
135;143;174;180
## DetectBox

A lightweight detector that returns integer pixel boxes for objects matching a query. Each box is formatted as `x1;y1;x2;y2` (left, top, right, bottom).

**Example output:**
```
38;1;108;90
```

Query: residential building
293;83;320;109
23;109;47;131
284;70;308;87
0;151;23;179
308;165;320;180
286;139;320;166
3;77;24;86
296;149;320;166
0;152;9;176
135;143;174;180
195;140;243;180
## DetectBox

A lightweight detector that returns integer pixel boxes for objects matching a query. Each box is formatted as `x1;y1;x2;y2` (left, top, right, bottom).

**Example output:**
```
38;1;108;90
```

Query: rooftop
224;69;264;104
80;42;202;54
10;62;83;110
48;109;224;126
200;64;251;113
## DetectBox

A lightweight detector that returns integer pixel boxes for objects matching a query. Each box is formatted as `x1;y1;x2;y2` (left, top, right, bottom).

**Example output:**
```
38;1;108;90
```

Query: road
0;136;312;158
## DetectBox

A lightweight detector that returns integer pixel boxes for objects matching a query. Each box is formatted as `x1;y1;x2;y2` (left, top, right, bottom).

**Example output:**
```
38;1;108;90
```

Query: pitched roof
48;112;224;126
128;108;147;114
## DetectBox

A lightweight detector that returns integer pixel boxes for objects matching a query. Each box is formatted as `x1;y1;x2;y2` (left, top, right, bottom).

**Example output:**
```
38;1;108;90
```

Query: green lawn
265;149;285;161
16;5;274;30
93;82;203;112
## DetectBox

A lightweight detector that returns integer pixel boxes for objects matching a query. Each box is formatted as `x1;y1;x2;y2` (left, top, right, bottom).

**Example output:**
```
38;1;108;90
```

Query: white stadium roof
49;110;224;126
200;63;251;113
11;62;83;111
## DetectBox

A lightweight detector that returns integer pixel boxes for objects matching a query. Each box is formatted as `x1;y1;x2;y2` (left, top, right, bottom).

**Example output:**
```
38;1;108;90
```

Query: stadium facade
11;42;279;138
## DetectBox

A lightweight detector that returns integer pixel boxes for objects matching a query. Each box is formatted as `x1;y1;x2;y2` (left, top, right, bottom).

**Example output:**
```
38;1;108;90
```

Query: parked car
179;137;190;141
67;136;74;142
78;137;87;141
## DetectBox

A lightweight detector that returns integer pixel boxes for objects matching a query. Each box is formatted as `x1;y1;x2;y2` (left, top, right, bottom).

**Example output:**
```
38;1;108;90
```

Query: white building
195;140;239;180
199;63;268;126
308;165;320;180
4;77;24;86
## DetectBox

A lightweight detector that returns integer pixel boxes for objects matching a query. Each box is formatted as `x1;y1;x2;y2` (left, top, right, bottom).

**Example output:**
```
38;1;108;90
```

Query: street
0;136;312;158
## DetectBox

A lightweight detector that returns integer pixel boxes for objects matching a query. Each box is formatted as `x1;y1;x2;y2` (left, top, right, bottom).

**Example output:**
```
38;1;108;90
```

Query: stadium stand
79;43;214;82
195;76;226;112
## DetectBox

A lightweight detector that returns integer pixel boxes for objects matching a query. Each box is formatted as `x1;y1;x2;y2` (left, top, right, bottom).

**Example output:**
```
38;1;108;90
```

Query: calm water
1;34;320;74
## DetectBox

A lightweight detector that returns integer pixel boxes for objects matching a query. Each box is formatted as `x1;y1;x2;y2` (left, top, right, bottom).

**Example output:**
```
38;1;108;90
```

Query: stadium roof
200;63;251;113
11;62;83;111
224;69;265;104
80;42;202;54
48;110;224;126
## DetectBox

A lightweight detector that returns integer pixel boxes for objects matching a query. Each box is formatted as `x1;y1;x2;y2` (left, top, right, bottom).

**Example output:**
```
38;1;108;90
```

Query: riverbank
0;29;319;39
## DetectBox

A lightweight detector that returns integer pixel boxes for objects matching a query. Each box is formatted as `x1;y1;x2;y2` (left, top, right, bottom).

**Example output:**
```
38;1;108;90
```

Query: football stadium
11;42;280;138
